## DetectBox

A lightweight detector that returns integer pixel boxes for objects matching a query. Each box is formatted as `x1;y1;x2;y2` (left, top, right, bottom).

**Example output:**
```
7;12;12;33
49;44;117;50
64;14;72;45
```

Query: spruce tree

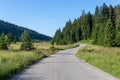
104;19;115;47
75;27;82;42
53;28;62;45
62;20;72;44
116;21;120;34
94;6;100;21
0;33;8;50
86;12;93;38
97;23;105;45
109;5;115;25
92;24;100;44
101;3;109;22
81;10;87;40
115;21;120;46
6;33;12;46
13;37;17;44
115;32;120;47
20;31;34;50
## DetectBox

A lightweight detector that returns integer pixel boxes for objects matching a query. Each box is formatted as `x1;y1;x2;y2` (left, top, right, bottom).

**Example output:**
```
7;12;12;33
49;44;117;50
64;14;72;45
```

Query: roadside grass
77;44;120;78
48;43;79;55
0;42;49;80
0;50;45;80
54;43;79;50
34;42;51;50
9;42;21;50
10;42;79;52
33;42;79;55
0;42;79;80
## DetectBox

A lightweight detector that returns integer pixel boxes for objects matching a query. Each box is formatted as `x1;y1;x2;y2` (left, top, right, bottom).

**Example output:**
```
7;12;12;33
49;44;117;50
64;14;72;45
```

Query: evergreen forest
53;3;120;47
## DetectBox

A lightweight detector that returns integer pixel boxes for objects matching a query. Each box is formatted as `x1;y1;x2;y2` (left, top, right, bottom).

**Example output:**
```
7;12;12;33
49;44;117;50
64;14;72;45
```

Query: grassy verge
54;43;79;50
0;42;79;80
34;42;79;55
0;50;45;80
77;44;120;78
50;43;79;54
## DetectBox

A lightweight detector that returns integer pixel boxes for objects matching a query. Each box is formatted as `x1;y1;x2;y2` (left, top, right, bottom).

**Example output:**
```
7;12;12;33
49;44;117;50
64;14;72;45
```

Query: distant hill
0;20;52;41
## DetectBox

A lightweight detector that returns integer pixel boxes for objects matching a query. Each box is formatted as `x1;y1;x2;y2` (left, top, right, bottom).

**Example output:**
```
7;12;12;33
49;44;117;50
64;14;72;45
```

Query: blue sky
0;0;120;37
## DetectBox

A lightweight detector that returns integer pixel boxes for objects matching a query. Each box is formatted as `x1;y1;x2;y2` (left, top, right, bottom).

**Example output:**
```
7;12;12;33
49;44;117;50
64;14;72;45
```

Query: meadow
0;42;47;80
0;42;79;80
0;42;51;80
0;50;45;80
77;44;120;78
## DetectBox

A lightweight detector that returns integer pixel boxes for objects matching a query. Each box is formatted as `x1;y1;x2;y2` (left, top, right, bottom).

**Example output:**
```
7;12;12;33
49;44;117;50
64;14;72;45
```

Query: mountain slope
0;20;52;41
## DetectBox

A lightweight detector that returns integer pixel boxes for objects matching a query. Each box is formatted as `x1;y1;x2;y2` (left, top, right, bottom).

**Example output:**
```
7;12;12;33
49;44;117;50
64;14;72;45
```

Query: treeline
0;20;52;41
53;3;120;47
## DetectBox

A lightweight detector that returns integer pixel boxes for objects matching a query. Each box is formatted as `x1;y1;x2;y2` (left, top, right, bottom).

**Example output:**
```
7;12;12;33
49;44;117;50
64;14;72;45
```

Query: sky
0;0;120;37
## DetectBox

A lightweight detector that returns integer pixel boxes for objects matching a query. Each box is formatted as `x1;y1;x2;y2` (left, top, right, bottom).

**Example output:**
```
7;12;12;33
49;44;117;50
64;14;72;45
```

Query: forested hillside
0;20;52;41
53;3;120;47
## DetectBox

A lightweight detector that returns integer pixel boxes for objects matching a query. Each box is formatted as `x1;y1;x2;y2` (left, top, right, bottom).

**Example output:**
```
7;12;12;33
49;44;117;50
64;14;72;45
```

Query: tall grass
54;43;79;50
34;42;79;55
0;50;45;80
77;44;120;78
0;42;79;80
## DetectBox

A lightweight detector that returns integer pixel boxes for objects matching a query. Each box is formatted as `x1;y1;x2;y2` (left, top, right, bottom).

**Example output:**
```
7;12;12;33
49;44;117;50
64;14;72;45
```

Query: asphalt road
11;44;119;80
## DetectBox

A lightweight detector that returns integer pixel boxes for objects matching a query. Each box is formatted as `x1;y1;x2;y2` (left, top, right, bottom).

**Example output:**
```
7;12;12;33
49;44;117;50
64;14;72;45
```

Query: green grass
0;50;45;80
54;43;79;50
0;42;48;80
77;44;120;78
0;42;79;80
33;42;79;55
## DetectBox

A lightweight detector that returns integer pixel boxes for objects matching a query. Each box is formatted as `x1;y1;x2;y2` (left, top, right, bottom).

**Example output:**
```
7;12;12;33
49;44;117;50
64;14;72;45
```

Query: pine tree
115;21;120;46
62;20;72;44
69;28;76;44
73;19;80;42
115;32;120;47
109;5;115;25
94;6;100;22
86;12;93;38
20;31;34;50
92;24;100;44
13;37;17;44
104;19;115;47
75;27;82;42
0;33;8;50
6;33;12;46
53;28;62;45
116;21;120;34
101;3;109;22
92;6;100;43
81;10;87;40
115;5;120;24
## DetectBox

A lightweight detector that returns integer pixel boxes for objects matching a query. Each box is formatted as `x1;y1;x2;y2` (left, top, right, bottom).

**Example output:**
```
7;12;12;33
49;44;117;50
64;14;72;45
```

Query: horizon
0;0;120;37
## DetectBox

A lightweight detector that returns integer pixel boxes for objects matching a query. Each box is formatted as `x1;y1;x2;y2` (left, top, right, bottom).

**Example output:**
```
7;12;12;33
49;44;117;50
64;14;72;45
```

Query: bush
50;46;55;52
20;42;34;51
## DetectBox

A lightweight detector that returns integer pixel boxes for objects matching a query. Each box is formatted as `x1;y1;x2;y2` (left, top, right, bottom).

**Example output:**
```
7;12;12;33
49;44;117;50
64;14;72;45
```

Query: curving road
11;44;119;80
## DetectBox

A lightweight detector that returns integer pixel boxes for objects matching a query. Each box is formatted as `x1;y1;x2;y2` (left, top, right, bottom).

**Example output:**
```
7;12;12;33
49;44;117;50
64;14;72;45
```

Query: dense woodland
53;3;120;47
0;20;52;41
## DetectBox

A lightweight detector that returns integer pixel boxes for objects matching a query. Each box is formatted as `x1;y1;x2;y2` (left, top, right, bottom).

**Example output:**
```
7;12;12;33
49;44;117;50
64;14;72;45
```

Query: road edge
76;44;120;80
